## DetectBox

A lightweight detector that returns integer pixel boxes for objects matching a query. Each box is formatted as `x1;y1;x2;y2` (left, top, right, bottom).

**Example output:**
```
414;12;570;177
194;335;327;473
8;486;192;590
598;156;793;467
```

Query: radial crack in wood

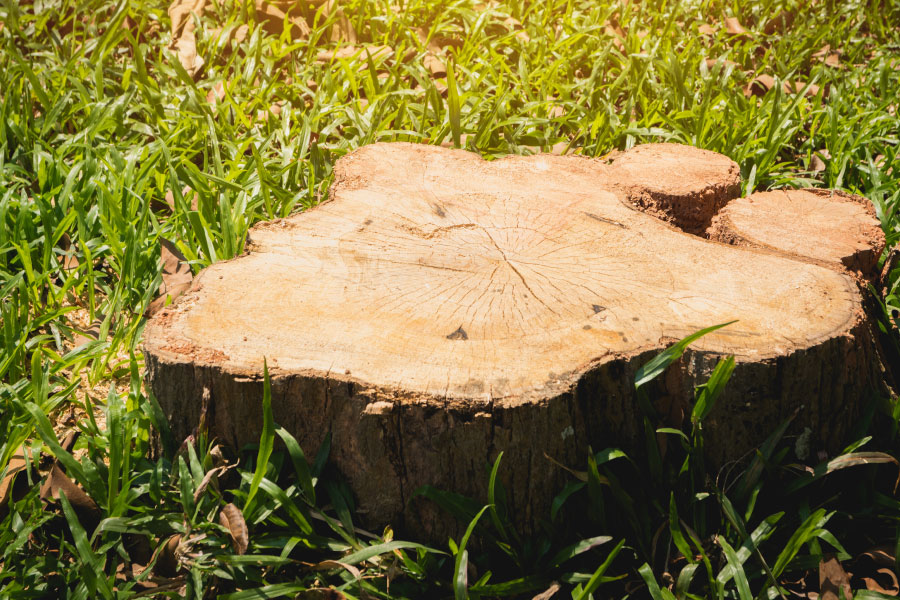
144;142;883;540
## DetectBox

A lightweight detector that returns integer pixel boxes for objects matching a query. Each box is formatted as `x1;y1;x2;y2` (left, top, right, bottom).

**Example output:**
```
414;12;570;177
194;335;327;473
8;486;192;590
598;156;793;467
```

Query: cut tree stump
145;142;886;539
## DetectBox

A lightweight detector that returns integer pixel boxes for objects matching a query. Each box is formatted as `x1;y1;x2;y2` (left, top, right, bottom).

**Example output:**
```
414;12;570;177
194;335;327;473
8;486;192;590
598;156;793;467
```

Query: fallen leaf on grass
820;555;852;600
0;448;28;518
40;464;101;532
315;44;393;64
423;52;446;76
698;23;716;35
533;582;561;599
168;0;206;76
705;57;739;69
324;0;356;44
297;589;348;600
72;318;105;346
763;10;794;35
255;0;310;40
147;239;193;316
206;81;225;105
863;569;900;595
162;186;199;212
810;154;827;172
502;16;530;43
744;74;776;96
219;503;249;555
723;16;748;35
153;534;183;577
548;105;566;119
744;75;820;98
604;24;625;51
309;560;361;579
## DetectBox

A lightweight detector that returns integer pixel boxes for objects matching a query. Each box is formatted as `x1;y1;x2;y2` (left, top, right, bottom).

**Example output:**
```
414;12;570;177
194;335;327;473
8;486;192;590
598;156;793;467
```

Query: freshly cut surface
146;144;857;398
144;142;880;538
708;188;885;276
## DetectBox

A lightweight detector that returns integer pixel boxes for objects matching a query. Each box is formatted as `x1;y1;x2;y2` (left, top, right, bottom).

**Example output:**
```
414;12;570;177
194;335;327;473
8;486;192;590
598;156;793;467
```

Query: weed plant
1;0;900;597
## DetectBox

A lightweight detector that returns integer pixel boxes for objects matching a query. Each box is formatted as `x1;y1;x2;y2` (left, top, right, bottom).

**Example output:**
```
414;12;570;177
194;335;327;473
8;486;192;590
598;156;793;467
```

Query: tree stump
144;143;886;538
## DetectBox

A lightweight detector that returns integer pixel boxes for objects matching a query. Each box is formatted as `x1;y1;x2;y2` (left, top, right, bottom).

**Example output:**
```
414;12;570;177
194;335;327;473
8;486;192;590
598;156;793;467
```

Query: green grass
1;0;900;597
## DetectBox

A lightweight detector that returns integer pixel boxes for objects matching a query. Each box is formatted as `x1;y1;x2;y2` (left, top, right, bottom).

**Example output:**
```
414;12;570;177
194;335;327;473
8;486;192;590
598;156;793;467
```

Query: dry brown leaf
254;100;286;123
698;23;716;35
863;568;900;595
419;52;444;77
73;319;103;347
0;448;27;517
147;239;193;316
705;58;739;69
532;582;561;600
550;141;572;155
310;560;361;579
234;23;249;44
723;16;748;35
604;24;625;51
324;0;356;44
788;80;821;96
168;0;206;76
297;589;348;600
502;16;530;42
153;534;183;577
763;10;794;35
255;0;310;40
206;81;225;105
824;53;841;68
744;75;819;98
315;44;393;64
744;74;776;97
219;503;249;555
40;463;102;532
820;556;852;600
810;154;826;172
59;233;80;271
163;186;199;212
548;105;566;119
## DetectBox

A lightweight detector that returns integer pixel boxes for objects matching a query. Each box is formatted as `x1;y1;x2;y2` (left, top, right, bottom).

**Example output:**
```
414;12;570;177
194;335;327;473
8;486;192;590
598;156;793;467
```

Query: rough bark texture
144;142;886;540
